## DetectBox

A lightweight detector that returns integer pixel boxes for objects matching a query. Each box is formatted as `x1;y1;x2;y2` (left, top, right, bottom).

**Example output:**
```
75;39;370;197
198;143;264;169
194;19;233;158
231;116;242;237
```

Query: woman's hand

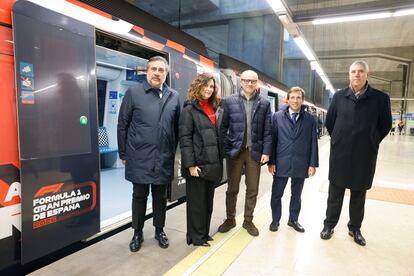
189;166;202;177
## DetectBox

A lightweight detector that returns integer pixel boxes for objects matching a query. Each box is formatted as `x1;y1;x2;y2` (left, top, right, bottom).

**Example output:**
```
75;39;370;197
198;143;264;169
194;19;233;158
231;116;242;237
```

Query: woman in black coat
179;74;222;247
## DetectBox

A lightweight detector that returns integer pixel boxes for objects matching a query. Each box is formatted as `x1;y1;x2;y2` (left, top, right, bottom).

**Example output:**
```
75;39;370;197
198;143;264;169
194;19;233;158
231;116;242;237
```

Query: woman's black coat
179;100;222;183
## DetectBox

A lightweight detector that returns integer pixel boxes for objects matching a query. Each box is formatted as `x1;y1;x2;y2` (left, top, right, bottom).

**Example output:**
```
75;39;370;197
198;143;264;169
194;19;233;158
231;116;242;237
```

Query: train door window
220;72;235;97
268;91;279;113
97;80;107;127
95;31;169;230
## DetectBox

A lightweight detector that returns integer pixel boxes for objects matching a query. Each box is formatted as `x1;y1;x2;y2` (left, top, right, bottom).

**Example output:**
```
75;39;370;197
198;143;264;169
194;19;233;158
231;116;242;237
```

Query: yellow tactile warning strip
164;193;271;276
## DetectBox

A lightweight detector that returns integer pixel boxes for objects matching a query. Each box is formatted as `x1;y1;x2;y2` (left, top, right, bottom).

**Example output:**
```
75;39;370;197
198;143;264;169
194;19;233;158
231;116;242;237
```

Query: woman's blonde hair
187;73;221;108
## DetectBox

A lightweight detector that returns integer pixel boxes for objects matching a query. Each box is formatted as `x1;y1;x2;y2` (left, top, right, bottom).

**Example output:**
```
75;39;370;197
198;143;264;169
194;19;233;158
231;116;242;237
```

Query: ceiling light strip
293;37;316;61
266;0;336;93
266;0;287;14
313;8;414;25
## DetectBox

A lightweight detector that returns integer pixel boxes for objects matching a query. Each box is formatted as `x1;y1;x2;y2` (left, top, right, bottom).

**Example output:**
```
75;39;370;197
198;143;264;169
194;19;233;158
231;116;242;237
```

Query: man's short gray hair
349;60;369;72
146;56;169;72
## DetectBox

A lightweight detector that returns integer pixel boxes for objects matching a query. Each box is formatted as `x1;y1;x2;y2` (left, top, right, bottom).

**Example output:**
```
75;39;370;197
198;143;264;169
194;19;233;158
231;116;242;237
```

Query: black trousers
131;183;167;231
324;182;367;231
186;177;215;244
270;177;305;223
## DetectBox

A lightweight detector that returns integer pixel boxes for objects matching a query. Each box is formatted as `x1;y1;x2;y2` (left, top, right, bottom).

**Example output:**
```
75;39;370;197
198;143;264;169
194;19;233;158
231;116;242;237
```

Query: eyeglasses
241;79;257;84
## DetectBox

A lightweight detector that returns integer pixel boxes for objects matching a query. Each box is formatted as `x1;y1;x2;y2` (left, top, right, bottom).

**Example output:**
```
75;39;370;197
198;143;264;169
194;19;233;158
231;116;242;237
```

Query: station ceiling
127;0;414;110
287;0;414;99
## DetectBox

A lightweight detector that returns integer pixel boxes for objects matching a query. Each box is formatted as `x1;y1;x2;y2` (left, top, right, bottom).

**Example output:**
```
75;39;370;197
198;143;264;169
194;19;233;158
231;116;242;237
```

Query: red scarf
199;99;216;127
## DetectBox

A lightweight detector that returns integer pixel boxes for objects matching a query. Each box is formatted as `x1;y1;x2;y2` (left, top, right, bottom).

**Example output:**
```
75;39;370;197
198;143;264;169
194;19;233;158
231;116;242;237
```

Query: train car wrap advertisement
31;181;96;229
0;21;21;270
0;164;21;270
13;0;101;263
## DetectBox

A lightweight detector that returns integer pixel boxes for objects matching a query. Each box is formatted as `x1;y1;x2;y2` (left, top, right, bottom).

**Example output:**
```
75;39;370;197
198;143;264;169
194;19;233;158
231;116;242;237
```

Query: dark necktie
292;112;298;124
154;88;162;98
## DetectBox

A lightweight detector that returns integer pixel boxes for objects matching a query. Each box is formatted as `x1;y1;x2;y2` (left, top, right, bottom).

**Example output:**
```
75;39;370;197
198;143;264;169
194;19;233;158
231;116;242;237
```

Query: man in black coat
218;70;272;236
320;61;392;246
117;56;181;252
268;87;318;233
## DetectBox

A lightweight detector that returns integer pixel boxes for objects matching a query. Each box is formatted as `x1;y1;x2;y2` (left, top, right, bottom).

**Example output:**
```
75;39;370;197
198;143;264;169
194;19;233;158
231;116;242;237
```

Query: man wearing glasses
218;70;272;236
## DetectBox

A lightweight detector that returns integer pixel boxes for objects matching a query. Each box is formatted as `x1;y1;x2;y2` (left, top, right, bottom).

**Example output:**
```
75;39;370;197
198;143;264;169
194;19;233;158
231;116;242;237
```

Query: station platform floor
30;134;414;276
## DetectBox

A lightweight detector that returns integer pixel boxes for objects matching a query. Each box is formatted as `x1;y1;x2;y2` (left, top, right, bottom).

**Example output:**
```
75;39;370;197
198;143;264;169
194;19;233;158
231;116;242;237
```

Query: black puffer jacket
179;100;223;183
220;92;272;162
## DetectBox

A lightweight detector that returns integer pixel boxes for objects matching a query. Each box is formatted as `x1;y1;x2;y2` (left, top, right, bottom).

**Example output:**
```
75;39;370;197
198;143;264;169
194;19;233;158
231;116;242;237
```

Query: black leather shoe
287;220;305;232
129;235;143;252
155;231;169;248
348;230;366;246
320;226;334;240
205;235;214;241
193;241;210;247
269;222;279;232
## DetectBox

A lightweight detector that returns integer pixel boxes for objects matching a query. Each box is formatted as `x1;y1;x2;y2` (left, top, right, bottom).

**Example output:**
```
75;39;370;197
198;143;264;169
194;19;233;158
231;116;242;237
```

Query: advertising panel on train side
0;0;20;269
12;0;100;263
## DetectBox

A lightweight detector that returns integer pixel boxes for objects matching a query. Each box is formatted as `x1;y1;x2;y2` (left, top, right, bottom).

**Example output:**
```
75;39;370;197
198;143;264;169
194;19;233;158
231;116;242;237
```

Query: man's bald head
241;70;258;80
240;70;259;97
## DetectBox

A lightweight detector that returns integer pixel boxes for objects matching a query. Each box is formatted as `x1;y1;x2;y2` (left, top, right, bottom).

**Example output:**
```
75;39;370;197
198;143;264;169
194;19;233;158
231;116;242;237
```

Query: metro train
0;0;326;271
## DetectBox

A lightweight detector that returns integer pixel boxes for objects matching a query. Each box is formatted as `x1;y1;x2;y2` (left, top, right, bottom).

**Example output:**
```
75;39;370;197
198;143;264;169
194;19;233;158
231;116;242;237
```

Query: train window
96;31;170;85
220;72;235;97
14;14;92;159
97;80;107;127
268;92;279;112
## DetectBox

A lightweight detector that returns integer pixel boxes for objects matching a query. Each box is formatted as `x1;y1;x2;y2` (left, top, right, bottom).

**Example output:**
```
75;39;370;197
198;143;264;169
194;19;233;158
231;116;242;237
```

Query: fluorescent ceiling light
312;8;414;25
266;0;286;13
293;37;316;61
310;61;325;78
320;75;329;84
394;8;414;17
310;61;336;93
28;0;133;34
313;12;392;25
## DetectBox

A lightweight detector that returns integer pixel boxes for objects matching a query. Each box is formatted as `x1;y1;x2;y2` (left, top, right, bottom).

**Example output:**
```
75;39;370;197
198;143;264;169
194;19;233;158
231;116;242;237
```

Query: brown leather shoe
218;218;236;233
242;220;259;236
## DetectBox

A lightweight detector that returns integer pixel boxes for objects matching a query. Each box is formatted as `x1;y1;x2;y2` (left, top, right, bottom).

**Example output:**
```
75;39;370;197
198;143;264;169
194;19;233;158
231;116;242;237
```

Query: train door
168;53;197;200
12;1;100;263
217;71;238;184
94;31;172;230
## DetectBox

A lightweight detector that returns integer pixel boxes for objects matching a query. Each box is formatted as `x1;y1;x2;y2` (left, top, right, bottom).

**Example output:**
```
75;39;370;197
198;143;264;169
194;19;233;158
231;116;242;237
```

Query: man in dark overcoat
118;56;181;252
320;61;392;246
268;87;318;233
